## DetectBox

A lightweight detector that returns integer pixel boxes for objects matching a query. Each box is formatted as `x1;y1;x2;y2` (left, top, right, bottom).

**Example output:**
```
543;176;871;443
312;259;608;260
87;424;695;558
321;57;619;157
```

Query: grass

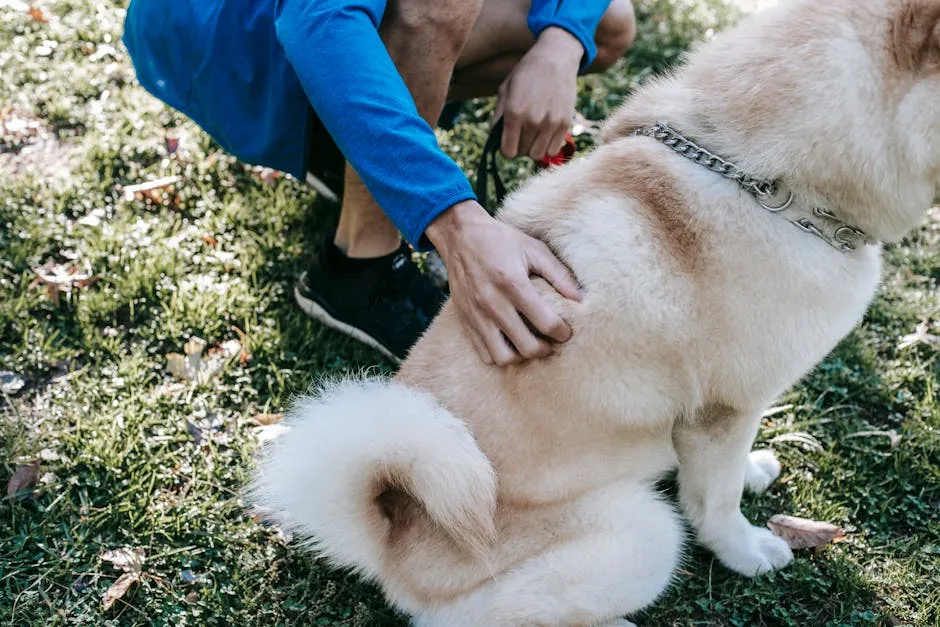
1;0;938;625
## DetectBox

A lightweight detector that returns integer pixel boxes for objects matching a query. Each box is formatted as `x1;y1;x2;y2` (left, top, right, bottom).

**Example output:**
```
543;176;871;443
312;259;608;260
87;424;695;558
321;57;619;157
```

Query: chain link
631;121;873;253
633;122;777;198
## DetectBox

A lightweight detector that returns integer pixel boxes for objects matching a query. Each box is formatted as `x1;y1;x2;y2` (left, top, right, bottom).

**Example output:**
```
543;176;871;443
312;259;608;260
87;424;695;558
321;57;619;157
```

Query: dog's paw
595;620;637;627
712;522;793;577
744;449;781;494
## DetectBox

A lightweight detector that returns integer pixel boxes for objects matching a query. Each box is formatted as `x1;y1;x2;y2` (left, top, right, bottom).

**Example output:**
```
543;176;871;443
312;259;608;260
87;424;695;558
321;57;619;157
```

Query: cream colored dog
251;1;940;624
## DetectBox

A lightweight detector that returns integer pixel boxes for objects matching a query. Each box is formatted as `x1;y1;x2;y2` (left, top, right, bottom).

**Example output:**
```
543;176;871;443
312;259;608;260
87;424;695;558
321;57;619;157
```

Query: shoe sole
294;284;402;364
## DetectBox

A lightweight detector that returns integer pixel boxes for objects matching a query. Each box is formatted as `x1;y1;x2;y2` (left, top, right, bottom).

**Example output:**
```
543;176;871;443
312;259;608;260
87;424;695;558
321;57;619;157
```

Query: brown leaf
767;514;847;549
252;413;284;426
101;572;139;610
6;460;40;500
165;135;179;155
27;7;48;22
166;337;241;384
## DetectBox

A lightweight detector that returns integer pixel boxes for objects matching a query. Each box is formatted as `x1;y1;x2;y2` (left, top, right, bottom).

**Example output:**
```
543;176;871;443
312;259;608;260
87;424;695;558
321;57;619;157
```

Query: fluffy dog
251;1;940;624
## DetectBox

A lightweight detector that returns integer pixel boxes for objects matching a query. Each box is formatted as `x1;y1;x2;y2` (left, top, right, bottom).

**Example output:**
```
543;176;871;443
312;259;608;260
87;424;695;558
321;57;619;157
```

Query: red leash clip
536;132;577;169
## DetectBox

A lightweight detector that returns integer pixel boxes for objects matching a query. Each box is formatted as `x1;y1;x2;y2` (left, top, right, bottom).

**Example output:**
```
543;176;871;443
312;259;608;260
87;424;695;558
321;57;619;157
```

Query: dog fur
251;1;940;624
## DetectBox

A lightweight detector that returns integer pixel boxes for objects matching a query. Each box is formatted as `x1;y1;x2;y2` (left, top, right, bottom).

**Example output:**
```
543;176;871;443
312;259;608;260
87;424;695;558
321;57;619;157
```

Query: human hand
495;26;583;160
425;200;582;366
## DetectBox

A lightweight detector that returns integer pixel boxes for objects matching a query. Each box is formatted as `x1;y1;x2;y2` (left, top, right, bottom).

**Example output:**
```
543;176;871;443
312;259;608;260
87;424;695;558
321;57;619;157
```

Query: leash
475;118;509;213
474;117;578;213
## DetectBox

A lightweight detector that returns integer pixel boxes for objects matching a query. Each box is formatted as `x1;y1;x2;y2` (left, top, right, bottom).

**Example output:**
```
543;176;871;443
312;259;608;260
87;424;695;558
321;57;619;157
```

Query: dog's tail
248;378;497;579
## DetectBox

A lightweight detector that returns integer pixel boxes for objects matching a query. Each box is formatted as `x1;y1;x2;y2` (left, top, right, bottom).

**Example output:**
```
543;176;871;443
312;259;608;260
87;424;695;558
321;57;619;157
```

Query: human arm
498;0;613;159
275;0;582;364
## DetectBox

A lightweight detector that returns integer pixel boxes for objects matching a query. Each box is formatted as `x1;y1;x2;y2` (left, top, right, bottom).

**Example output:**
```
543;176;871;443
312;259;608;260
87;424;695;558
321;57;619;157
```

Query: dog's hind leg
417;484;682;627
673;406;793;577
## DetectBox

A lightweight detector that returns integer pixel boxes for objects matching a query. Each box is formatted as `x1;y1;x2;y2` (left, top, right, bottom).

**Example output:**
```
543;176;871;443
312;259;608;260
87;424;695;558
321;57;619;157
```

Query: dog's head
605;0;940;241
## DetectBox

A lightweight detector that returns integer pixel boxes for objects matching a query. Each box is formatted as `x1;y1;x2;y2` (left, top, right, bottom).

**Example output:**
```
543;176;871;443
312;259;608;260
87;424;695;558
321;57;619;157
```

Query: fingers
512;282;572;344
472;287;546;364
528;240;583;302
548;127;570;158
464;317;494;366
491;299;554;360
501;114;522;158
528;128;553;161
506;118;571;160
480;320;522;366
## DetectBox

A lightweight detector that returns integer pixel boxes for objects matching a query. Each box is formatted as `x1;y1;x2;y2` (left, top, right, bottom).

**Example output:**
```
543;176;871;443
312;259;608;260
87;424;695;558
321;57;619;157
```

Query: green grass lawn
1;1;938;625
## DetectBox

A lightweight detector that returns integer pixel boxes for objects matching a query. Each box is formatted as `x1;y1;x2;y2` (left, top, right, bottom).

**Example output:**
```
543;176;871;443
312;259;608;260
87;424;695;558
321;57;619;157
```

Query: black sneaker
294;240;447;362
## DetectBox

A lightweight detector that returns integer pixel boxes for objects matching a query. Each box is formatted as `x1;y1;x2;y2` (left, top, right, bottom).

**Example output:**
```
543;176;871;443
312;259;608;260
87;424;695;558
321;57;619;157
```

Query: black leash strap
475;117;508;213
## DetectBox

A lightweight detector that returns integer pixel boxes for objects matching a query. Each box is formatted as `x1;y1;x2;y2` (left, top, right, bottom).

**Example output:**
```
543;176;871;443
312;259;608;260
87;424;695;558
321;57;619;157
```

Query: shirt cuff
409;189;478;252
527;17;598;73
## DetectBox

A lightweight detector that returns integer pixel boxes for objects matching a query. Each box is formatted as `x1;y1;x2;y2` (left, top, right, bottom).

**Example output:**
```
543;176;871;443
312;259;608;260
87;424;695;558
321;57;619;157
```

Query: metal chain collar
632;122;874;252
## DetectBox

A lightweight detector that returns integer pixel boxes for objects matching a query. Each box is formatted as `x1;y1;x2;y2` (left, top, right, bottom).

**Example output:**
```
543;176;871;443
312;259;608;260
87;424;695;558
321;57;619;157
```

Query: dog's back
252;1;940;624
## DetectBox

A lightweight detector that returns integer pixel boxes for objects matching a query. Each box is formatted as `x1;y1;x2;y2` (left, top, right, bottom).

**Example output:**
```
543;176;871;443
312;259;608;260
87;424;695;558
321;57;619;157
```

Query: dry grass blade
121;175;181;201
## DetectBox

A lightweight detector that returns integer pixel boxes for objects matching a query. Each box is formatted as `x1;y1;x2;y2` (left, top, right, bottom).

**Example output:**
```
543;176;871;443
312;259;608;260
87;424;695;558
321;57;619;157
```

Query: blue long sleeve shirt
123;0;612;249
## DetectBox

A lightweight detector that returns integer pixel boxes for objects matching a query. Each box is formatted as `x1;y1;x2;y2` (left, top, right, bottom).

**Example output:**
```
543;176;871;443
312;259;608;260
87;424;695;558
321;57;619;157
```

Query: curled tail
248;378;497;579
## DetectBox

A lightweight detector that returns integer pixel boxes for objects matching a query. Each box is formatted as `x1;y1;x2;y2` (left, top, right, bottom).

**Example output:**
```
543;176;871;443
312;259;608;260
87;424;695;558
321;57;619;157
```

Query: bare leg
450;0;637;100
332;0;484;258
328;0;636;257
673;407;793;577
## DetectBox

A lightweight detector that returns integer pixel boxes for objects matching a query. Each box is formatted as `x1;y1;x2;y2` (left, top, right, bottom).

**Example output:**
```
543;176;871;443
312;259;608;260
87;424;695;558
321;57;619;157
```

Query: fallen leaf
201;234;218;248
898;319;940;351
767;514;846;549
165;135;179;155
30;259;98;306
166;337;242;384
101;572;139;610
27;7;47;22
0;370;27;395
6;460;40;500
100;546;145;574
252;413;284;426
